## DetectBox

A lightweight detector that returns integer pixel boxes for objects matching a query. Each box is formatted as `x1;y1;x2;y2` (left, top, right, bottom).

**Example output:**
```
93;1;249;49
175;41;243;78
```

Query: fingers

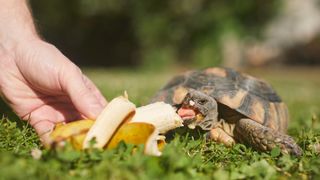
27;103;84;146
82;75;107;107
32;119;55;147
61;66;105;119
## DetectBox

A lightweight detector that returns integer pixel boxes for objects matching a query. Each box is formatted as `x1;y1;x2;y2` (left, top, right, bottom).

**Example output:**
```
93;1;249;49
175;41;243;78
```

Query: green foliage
29;0;281;69
1;118;320;179
0;118;40;154
270;147;281;158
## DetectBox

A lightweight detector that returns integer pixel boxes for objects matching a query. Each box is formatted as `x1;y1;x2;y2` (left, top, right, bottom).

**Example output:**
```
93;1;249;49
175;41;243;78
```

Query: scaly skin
235;118;302;156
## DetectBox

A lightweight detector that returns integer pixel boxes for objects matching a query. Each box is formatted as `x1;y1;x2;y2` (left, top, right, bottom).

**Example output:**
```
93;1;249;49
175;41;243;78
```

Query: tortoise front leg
206;127;235;147
235;118;302;156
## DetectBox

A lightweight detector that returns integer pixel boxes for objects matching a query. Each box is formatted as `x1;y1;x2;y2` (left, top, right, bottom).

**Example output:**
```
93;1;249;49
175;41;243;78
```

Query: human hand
0;39;107;145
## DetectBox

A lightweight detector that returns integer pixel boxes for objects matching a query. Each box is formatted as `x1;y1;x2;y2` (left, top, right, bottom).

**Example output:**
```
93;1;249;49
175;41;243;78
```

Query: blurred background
29;0;320;69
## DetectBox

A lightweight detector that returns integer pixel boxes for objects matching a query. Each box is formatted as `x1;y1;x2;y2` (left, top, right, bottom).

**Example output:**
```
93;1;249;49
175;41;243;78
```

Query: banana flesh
130;102;183;134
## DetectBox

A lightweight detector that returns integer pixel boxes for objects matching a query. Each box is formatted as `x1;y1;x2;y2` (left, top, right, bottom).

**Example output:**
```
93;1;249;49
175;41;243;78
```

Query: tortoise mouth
178;107;196;120
177;105;205;126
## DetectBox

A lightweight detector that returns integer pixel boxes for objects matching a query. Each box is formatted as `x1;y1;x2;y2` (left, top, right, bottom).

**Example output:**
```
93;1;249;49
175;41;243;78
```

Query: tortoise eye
198;99;208;105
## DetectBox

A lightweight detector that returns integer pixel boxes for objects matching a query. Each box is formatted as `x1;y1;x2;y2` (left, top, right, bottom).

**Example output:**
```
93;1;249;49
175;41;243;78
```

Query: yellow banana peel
50;119;94;149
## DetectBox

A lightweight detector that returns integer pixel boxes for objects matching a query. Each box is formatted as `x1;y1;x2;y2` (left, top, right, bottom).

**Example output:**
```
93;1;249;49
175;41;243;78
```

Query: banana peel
107;122;164;156
50;119;94;141
50;119;94;149
49;94;183;156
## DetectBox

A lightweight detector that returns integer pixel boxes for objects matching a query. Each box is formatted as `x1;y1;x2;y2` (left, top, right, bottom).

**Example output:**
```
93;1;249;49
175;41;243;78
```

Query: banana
83;96;136;149
49;94;183;156
71;133;87;150
49;119;94;149
107;122;163;156
144;127;162;156
50;119;94;141
130;102;183;134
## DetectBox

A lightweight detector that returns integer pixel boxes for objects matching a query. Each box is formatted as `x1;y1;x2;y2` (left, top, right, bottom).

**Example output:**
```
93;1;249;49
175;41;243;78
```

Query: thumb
61;66;105;119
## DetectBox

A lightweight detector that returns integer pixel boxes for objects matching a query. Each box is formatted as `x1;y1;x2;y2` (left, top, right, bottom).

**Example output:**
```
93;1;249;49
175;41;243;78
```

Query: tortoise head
177;89;218;130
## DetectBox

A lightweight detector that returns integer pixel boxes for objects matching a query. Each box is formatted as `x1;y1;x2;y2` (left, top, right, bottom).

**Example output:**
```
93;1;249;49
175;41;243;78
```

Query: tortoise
151;67;302;156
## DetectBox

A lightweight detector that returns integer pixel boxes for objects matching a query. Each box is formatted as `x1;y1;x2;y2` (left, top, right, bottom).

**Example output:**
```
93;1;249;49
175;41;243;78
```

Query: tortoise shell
152;67;289;133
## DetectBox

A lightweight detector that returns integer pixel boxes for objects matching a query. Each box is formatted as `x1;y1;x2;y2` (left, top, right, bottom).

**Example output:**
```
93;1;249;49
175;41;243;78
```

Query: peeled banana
130;102;183;134
83;96;136;149
49;94;183;156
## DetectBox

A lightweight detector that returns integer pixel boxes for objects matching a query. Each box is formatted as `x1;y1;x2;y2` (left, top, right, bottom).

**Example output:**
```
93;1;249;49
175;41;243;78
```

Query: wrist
0;0;39;51
1;33;39;53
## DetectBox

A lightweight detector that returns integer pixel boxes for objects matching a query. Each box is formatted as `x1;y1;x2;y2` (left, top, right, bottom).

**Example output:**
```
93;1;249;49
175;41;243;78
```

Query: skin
0;0;107;145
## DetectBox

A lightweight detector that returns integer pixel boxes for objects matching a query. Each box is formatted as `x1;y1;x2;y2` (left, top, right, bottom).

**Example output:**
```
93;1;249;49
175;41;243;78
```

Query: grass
0;67;320;180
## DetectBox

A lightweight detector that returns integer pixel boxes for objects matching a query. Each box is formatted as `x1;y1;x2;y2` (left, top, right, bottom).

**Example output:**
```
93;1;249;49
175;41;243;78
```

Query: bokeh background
29;0;320;69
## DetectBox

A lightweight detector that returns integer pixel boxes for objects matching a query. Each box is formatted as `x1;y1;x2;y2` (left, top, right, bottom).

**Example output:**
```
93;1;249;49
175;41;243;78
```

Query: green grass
0;67;320;180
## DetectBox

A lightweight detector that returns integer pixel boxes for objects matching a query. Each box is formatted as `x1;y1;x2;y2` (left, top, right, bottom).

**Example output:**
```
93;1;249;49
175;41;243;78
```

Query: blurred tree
29;0;280;68
245;0;320;67
30;0;138;67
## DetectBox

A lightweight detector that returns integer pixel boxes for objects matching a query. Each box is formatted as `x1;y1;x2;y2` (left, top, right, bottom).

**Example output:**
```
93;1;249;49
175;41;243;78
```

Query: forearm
0;0;38;51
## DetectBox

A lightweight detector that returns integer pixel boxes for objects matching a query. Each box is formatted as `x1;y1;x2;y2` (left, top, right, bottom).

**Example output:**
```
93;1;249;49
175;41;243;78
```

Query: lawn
0;67;319;179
